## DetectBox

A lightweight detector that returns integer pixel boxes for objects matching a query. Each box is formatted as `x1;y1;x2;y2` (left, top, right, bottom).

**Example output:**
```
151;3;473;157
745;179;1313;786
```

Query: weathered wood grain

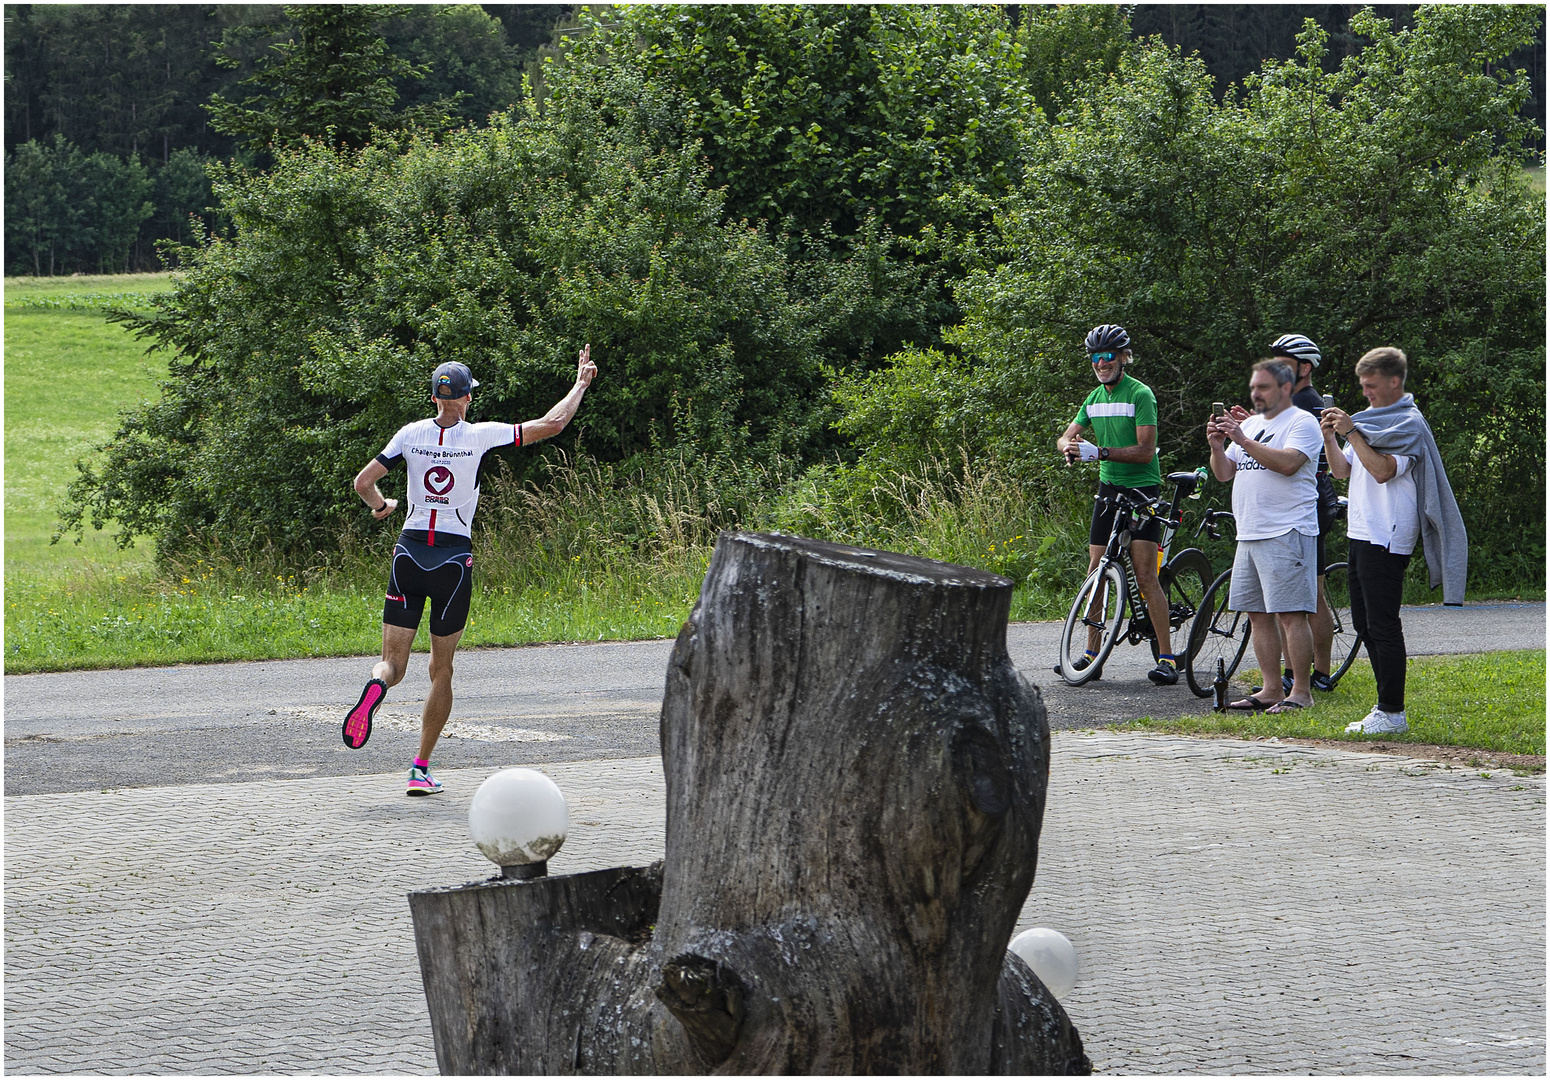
411;532;1090;1074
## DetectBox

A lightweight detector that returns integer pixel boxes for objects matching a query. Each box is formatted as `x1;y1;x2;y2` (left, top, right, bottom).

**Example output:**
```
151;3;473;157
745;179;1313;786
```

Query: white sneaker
1345;707;1408;734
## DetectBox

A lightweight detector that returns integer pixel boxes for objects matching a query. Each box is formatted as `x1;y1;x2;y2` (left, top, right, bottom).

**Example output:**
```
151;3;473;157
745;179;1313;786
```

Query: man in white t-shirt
1320;347;1420;735
1207;359;1325;713
342;348;597;795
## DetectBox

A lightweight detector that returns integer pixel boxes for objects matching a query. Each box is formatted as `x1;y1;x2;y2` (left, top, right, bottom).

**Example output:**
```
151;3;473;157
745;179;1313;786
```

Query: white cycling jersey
377;418;522;542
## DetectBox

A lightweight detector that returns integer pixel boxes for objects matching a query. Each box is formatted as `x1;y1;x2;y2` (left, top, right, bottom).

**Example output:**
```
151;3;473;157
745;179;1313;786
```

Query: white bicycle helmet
1270;333;1321;368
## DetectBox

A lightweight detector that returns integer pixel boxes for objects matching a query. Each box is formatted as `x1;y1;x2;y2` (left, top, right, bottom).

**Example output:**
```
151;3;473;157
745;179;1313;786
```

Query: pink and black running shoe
343;678;386;749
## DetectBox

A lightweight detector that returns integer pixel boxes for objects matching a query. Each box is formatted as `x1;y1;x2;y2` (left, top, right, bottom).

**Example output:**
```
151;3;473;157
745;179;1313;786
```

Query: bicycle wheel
1058;561;1127;686
1152;547;1213;664
1184;568;1253;697
1321;561;1364;684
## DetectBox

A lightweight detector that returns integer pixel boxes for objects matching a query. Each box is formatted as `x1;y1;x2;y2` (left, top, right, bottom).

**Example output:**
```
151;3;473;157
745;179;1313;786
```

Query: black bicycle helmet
1270;333;1321;368
1085;324;1130;353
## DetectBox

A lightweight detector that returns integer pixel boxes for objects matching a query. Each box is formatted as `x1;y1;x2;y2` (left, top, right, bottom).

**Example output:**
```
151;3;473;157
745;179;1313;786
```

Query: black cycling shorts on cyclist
1055;324;1179;686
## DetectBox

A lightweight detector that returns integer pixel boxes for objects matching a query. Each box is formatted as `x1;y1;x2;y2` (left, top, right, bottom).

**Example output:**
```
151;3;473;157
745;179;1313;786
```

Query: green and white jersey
1073;373;1162;486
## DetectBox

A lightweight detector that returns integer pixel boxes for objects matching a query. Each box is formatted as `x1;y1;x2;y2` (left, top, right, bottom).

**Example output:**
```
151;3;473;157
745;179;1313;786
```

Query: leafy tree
556;5;1037;244
4;4;278;161
542;5;1120;367
61;78;842;564
384;5;526;126
4;135;153;275
480;4;576;55
1016;4;1135;121
147;148;217;252
4;136;78;276
1130;4;1544;149
78;149;156;273
206;4;458;154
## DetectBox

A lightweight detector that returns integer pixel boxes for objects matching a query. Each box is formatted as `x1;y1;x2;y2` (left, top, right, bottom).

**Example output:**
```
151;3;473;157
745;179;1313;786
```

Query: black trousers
1348;538;1412;712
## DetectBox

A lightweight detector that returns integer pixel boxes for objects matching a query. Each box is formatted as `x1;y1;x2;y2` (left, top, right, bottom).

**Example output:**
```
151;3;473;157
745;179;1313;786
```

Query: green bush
60;80;842;568
545;5;1131;366
770;448;1096;612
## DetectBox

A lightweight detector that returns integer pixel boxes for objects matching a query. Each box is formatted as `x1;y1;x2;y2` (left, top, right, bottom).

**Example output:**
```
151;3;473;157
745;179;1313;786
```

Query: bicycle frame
1089;482;1191;645
1057;469;1212;686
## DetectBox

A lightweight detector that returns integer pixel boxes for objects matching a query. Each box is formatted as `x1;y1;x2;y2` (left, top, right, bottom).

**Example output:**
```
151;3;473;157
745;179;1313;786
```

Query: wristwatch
1098;447;1110;461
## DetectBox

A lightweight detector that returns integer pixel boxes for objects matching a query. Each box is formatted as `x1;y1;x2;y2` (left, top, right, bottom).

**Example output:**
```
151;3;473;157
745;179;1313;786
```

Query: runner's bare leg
417;629;463;762
376;624;415;688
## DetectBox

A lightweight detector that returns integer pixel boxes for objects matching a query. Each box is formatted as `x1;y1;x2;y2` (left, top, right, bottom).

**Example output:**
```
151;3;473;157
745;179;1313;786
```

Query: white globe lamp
468;768;569;879
1009;927;1079;999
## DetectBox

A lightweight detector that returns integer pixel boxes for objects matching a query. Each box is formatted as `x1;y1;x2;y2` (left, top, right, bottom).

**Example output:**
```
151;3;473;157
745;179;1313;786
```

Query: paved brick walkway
5;733;1543;1074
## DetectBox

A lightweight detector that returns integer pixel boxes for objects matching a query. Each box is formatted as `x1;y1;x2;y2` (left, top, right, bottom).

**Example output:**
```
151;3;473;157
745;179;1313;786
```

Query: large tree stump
410;532;1090;1074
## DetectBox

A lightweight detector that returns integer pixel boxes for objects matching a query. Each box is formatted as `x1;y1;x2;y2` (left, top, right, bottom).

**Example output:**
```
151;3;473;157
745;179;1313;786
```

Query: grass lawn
1129;650;1546;759
4;273;173;576
4;561;703;674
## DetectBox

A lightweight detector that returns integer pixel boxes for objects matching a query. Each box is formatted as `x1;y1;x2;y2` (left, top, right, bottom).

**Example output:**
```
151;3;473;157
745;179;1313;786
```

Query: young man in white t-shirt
1207;359;1325;713
1319;347;1419;735
342;348;597;795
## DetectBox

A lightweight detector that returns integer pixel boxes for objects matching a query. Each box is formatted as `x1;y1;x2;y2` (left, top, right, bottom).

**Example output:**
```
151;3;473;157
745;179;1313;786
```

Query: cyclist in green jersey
1055;324;1179;685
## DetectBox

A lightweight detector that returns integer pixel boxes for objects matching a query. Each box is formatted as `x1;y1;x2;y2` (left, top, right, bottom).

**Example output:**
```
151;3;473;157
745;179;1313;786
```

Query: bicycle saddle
1166;470;1201;496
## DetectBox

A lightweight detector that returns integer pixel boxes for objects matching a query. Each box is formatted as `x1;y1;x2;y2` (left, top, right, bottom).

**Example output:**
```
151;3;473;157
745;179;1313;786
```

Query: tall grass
7;443;1102;671
769;450;1101;619
5;446;783;672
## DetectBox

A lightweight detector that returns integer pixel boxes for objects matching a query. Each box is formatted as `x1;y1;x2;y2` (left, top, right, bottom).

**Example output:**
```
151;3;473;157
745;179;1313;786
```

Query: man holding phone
1055;324;1179;686
1320;347;1468;735
1207;359;1324;713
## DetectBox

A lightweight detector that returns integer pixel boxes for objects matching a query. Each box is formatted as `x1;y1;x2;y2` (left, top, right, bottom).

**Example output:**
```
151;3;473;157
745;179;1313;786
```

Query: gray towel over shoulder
1349;393;1469;605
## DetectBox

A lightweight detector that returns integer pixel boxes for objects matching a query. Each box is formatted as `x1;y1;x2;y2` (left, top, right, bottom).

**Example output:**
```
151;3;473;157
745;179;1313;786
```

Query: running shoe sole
343;679;386;749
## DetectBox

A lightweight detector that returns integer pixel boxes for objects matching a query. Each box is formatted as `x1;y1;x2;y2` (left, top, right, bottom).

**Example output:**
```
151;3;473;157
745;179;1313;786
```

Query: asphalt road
5;602;1541;796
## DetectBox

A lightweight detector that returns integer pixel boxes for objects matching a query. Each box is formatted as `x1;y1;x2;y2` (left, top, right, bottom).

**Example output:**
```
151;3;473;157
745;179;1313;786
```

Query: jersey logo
425;466;456;496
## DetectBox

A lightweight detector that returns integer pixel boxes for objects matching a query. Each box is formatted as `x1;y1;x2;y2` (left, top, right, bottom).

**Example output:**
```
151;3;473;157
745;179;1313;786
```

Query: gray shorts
1230;531;1318;614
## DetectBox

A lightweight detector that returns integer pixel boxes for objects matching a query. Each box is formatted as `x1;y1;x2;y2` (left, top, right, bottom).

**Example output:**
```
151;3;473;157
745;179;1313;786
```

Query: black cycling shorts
1314;508;1339;576
383;532;475;637
1089;482;1164;547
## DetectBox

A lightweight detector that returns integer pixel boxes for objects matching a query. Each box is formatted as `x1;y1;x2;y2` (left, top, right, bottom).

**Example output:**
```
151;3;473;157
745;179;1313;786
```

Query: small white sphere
468;768;569;867
1009;927;1079;999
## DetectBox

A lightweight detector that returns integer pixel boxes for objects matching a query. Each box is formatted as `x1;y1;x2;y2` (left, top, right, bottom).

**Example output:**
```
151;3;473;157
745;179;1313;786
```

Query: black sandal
1225;695;1276;712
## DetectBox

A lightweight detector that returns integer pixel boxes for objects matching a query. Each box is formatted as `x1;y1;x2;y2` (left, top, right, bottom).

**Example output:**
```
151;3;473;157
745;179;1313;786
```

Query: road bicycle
1182;501;1365;697
1054;469;1214;686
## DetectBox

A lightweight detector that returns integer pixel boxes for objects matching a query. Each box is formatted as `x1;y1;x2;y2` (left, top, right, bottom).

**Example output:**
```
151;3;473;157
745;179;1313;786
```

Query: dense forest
3;3;579;273
5;4;1542;275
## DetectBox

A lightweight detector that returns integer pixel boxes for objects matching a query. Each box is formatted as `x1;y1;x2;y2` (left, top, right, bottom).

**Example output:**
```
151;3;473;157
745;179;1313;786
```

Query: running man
343;347;598;795
1054;324;1179;685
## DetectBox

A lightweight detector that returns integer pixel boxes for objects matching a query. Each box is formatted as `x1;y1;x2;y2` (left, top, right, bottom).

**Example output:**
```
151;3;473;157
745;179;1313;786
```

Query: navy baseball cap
432;361;479;399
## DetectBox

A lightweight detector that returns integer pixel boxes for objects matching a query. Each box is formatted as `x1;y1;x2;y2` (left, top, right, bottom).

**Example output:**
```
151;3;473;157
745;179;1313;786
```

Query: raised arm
1320;410;1352;480
1322;406;1396;482
521;344;598;444
1216;413;1307;477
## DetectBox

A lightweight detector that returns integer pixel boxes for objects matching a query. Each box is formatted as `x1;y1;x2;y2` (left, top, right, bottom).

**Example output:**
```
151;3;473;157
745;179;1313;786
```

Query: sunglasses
1090;352;1117;364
